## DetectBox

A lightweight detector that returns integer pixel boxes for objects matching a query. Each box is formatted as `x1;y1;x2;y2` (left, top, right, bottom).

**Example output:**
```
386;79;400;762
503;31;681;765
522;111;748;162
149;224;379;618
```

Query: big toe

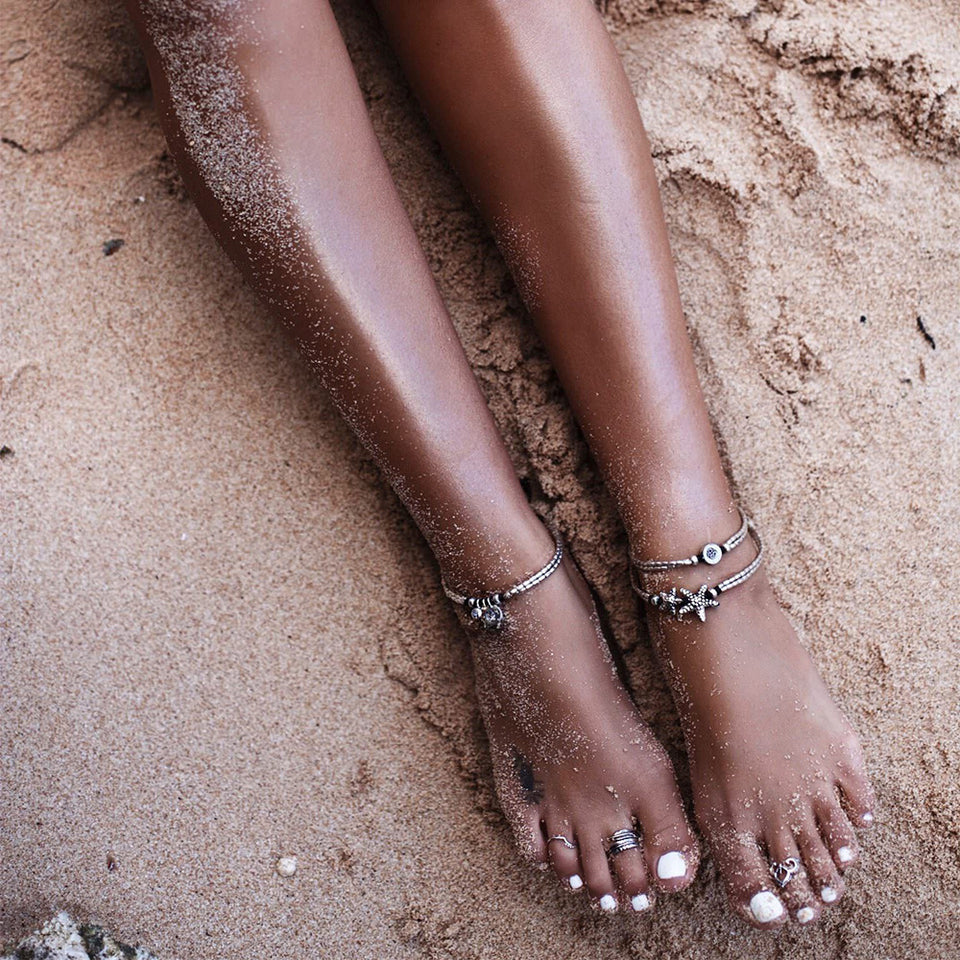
709;826;788;929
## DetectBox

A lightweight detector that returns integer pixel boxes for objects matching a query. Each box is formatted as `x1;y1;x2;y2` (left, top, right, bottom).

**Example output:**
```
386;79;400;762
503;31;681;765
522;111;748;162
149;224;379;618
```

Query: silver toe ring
605;828;642;857
769;857;801;888
547;834;577;850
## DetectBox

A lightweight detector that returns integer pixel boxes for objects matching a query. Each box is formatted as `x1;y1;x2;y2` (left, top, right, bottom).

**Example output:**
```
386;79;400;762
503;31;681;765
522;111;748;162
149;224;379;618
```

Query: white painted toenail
749;891;784;924
821;886;838;903
796;906;816;924
599;894;618;912
656;851;687;880
861;812;874;825
568;874;583;891
631;893;651;912
837;846;855;864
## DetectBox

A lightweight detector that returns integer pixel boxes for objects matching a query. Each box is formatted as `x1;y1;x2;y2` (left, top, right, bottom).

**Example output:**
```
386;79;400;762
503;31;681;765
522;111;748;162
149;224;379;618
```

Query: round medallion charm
701;542;723;565
480;604;505;629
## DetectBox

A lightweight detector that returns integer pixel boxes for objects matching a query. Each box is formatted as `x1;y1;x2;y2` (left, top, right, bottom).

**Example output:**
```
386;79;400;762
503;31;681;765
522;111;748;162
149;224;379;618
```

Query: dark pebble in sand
102;238;124;256
0;445;13;459
916;315;936;350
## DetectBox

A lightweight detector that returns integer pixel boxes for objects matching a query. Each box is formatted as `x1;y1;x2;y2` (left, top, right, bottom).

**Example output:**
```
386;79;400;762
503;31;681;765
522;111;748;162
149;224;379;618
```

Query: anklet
631;520;764;622
440;527;564;631
631;508;748;572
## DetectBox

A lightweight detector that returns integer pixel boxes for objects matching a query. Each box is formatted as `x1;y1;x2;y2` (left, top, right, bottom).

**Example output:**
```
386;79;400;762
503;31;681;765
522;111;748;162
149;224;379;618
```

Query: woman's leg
124;0;697;911
372;0;876;928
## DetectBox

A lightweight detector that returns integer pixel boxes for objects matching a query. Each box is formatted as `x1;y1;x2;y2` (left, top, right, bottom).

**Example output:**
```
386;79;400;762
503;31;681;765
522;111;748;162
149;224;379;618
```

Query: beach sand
2;0;958;956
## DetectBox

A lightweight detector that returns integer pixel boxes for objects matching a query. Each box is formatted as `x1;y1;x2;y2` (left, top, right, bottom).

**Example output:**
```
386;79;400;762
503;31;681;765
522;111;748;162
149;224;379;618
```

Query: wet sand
2;1;959;957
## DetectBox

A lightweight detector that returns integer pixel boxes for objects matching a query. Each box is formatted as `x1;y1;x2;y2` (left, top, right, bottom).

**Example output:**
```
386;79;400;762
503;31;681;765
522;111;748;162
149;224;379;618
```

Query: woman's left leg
372;0;876;929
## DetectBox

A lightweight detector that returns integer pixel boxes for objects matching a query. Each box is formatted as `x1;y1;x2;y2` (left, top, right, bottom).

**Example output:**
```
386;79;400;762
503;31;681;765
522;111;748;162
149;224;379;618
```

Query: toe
577;824;619;912
544;817;583;892
837;763;877;830
764;824;821;925
507;805;548;869
815;797;859;871
634;795;699;894
710;828;788;929
797;821;845;905
604;825;652;912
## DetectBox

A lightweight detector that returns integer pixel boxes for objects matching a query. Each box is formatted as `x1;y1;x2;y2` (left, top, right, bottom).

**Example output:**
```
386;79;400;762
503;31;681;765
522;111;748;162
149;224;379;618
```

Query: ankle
432;507;558;600
625;496;743;568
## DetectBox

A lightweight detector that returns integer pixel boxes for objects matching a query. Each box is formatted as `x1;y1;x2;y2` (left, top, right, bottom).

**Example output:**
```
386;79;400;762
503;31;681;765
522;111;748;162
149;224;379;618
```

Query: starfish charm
651;587;682;617
675;584;720;622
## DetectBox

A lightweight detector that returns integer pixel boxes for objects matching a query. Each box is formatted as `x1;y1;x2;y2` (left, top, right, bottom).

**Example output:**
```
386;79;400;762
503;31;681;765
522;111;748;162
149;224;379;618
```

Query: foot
448;530;699;913
636;528;876;929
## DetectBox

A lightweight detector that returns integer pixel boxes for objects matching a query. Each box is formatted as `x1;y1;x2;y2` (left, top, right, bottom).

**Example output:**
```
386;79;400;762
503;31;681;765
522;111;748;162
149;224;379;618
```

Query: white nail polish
796;906;816;924
599;894;618;912
631;893;651;912
861;812;874;825
568;874;583;890
821;886;838;903
749;891;784;924
837;846;855;864
656;851;687;880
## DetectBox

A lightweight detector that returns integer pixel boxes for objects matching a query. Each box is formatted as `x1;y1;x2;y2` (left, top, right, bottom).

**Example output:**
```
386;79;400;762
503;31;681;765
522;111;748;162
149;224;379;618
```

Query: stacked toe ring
606;828;642;856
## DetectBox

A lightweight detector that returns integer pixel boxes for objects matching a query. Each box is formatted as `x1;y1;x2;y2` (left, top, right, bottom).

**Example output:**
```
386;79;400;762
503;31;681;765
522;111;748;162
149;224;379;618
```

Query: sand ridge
2;0;959;957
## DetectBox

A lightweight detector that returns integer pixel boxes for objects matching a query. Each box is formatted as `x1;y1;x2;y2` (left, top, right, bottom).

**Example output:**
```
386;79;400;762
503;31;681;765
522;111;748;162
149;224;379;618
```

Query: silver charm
674;584;720;622
649;587;682;617
467;595;506;630
769;857;801;888
701;542;723;565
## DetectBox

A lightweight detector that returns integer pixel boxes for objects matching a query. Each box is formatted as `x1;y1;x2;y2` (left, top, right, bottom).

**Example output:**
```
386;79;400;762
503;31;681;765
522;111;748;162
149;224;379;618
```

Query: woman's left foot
636;539;876;929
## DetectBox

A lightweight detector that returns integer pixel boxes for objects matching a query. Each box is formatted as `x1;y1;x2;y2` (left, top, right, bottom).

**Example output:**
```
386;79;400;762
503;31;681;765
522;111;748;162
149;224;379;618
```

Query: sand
2;0;958;957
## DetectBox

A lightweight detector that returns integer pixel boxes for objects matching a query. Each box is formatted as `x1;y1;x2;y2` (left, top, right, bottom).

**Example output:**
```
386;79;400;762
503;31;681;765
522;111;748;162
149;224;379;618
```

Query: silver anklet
631;508;748;571
441;528;564;631
631;518;764;622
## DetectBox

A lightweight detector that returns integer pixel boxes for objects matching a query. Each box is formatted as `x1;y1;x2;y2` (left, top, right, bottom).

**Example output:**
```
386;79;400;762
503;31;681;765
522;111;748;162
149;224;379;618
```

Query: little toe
710;829;788;929
838;766;877;830
508;805;548;869
816;797;859;871
764;826;821;925
545;818;583;892
797;822;845;905
578;825;620;912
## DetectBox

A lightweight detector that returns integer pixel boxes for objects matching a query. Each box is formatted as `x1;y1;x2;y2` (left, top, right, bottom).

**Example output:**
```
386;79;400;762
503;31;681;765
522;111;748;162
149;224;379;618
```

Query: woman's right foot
448;528;699;913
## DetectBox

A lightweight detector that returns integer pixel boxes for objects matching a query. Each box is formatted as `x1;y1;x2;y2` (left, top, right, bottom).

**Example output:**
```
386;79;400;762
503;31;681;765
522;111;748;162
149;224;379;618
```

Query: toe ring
769;857;801;888
547;834;577;850
605;828;642;857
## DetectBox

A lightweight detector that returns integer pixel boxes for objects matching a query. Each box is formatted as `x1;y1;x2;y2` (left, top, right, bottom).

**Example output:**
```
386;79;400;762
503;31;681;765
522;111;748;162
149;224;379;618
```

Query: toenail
599;894;618;912
820;886;838;903
656;851;687;880
749;891;784;924
796;906;816;924
837;846;855;864
631;893;651;912
861;812;874;825
568;874;583;891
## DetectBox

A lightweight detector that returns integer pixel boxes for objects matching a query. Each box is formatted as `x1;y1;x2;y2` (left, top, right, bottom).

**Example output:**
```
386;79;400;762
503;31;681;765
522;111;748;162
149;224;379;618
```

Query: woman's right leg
124;0;697;911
